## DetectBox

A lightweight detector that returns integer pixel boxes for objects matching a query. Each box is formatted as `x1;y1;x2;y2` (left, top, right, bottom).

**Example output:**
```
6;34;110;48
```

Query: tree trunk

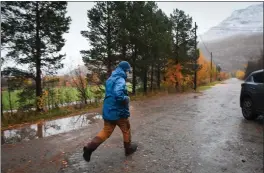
132;45;137;95
37;122;43;138
106;2;112;78
157;63;161;89
150;63;154;91
1;131;4;145
175;26;179;64
107;60;112;78
51;89;54;109
143;69;148;94
122;44;126;60
35;2;43;111
1;91;4;120
7;80;13;116
175;81;180;92
83;91;87;105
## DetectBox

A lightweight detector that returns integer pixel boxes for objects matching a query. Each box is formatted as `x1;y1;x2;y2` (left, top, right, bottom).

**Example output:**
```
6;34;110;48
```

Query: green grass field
3;81;223;111
2;81;223;110
2;83;133;111
2;86;97;111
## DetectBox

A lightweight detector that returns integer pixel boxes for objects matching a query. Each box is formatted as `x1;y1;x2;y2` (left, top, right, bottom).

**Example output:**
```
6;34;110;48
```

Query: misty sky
2;2;262;75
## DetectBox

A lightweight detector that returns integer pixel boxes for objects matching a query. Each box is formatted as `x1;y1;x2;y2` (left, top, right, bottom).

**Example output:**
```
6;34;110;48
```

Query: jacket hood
111;67;127;79
118;61;131;73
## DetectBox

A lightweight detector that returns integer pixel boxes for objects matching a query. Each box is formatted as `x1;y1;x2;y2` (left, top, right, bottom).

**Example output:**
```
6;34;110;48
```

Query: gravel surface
2;78;263;173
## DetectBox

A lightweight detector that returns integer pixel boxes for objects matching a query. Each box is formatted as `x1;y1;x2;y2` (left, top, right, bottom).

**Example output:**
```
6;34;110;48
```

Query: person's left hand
123;96;130;105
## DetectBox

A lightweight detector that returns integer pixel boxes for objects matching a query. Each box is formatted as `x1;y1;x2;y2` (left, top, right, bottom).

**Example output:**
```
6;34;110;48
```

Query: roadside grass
197;80;224;91
1;90;165;130
1;80;227;129
2;84;129;111
1;90;166;129
197;85;212;91
1;102;103;130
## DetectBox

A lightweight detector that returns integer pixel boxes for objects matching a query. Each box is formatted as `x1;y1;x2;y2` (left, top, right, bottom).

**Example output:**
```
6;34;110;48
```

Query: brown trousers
96;118;131;143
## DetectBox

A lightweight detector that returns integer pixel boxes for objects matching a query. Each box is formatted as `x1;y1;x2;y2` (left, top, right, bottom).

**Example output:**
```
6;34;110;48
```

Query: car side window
245;75;253;82
253;72;264;84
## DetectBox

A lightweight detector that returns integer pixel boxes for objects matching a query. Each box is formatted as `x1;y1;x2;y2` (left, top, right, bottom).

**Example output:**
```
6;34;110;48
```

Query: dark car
240;69;264;120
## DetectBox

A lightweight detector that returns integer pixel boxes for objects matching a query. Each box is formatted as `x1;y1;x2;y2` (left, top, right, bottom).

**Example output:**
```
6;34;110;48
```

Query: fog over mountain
198;3;263;72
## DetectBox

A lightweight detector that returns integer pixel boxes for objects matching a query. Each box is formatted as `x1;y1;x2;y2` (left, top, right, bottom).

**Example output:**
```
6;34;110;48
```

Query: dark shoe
124;142;138;156
83;137;103;162
83;146;93;162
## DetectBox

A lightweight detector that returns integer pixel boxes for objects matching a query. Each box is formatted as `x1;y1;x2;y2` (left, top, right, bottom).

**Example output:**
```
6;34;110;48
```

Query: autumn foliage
197;52;211;85
235;70;245;80
164;50;230;90
164;60;183;87
219;72;230;80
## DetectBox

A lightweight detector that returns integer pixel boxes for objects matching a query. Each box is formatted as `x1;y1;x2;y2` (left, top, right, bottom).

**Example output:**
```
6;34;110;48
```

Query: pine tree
135;2;158;93
152;9;173;90
1;2;71;111
81;2;119;79
115;2;130;61
170;8;198;77
125;2;146;94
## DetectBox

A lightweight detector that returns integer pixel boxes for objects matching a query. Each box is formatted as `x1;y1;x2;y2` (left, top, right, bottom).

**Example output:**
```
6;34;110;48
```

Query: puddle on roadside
1;113;102;145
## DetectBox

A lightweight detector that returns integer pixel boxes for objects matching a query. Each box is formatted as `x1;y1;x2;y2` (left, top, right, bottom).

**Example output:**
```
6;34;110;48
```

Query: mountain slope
198;33;263;72
202;3;263;42
198;3;263;72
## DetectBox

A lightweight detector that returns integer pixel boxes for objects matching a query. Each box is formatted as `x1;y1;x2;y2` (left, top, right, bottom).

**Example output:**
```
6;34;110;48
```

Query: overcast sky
58;1;261;74
2;2;262;75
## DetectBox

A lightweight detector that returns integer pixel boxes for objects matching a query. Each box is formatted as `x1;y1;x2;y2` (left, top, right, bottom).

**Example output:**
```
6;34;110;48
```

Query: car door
252;71;264;112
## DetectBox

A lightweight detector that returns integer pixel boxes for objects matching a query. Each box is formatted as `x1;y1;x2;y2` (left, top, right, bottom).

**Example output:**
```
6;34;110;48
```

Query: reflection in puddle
2;113;102;145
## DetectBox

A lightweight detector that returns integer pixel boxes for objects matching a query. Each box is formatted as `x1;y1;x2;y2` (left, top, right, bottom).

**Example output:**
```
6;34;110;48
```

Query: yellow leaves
235;70;245;80
197;52;210;85
36;90;49;110
243;64;248;70
23;79;32;85
43;90;49;96
62;160;68;168
37;95;44;110
43;76;60;82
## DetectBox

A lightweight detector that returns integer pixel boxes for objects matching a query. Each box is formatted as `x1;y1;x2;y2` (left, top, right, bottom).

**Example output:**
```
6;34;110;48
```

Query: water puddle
1;113;102;145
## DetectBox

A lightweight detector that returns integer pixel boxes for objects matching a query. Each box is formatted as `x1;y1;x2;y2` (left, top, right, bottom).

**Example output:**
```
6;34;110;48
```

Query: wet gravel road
2;78;263;173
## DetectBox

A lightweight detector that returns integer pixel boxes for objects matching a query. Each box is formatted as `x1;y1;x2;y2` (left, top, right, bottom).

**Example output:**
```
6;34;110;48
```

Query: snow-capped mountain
199;33;263;72
201;3;263;42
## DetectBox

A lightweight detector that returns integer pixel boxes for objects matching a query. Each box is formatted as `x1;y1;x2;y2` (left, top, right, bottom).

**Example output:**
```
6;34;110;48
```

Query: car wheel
241;97;258;120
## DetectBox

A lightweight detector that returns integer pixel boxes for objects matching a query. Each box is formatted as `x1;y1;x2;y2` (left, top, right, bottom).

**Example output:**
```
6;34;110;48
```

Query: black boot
124;142;138;156
83;137;103;162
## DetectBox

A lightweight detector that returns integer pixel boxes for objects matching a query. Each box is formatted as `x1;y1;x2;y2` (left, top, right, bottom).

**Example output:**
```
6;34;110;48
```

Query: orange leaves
219;72;230;80
197;50;229;83
87;72;101;85
165;60;183;86
164;50;230;90
65;81;71;87
71;76;87;89
197;52;210;85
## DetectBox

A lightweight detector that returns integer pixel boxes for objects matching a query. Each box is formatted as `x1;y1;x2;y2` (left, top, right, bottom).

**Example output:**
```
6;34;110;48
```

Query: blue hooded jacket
102;62;131;121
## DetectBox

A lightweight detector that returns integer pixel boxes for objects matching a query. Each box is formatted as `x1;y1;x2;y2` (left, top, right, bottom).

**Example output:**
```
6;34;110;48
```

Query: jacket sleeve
113;78;129;103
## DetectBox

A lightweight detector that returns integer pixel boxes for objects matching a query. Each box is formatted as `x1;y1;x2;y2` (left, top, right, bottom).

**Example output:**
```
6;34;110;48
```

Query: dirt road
2;78;263;173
